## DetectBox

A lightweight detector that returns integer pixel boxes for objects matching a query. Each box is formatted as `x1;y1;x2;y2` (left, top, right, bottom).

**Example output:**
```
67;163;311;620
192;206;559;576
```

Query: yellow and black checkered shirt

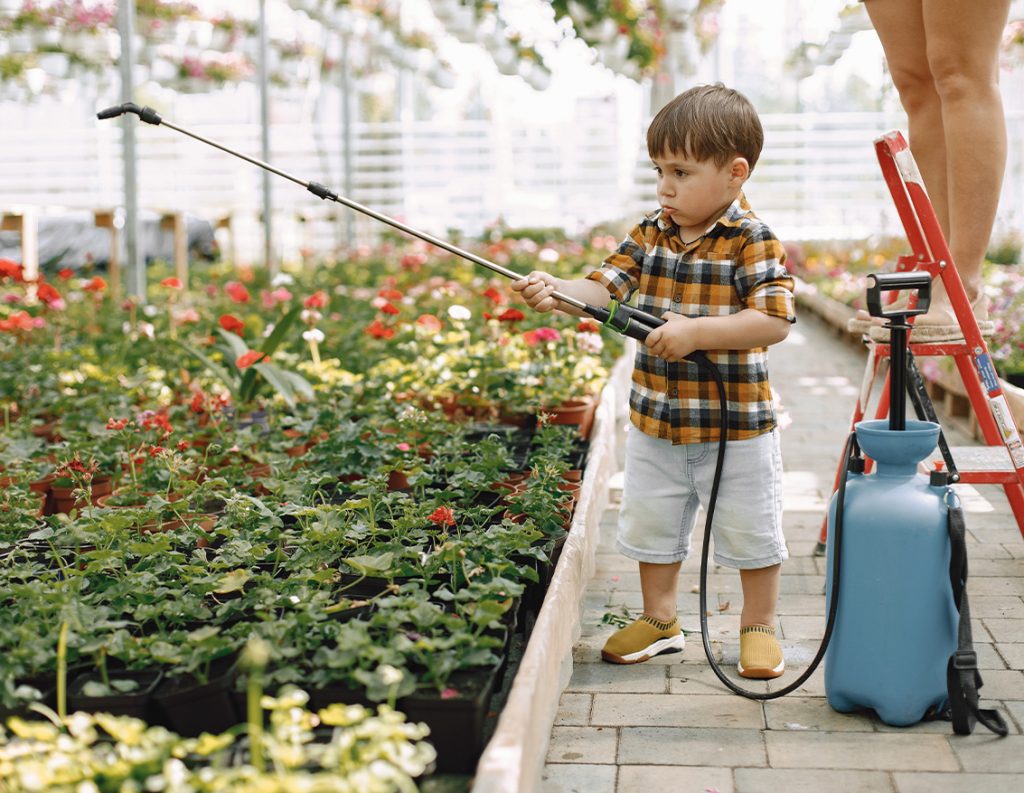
586;194;796;444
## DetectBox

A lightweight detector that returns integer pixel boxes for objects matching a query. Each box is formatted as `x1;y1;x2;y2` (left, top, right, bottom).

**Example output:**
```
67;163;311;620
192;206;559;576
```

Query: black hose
693;355;854;699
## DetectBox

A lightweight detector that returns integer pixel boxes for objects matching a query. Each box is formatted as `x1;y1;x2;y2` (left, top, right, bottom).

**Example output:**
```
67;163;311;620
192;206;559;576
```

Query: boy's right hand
511;271;562;313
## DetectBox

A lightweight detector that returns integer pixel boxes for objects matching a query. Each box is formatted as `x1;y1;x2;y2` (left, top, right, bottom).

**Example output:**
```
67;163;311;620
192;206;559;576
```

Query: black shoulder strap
946;505;1008;736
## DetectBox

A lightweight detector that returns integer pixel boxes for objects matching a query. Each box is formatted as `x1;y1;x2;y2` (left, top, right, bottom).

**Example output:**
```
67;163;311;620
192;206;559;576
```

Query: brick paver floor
541;311;1024;793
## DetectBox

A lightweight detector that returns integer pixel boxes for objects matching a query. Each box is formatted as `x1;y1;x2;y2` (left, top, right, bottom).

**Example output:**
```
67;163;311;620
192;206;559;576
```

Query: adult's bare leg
924;0;1011;303
865;0;950;238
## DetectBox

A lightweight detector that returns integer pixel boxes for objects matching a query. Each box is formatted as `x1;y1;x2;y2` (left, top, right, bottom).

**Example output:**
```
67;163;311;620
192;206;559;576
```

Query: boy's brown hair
647;83;764;171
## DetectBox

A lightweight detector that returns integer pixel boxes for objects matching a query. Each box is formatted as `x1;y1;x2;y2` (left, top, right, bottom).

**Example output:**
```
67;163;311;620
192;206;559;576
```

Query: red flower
83;276;107;293
219;314;245;335
160;277;183;289
428;505;456;527
365;319;395;339
236;349;268;369
225;281;250;304
400;252;426;271
379;302;400;316
105;417;129;431
416;314;443;332
482;286;506;306
303;290;327;309
57;268;74;281
0;259;23;282
377;287;403;301
498;308;525;323
177;440;190;451
35;282;61;306
141;412;173;436
0;310;35;332
577;320;601;333
190;392;205;413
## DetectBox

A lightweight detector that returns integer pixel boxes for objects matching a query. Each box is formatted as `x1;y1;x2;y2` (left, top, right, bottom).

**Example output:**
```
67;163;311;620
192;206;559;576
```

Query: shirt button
674;294;682;302
670;387;678;397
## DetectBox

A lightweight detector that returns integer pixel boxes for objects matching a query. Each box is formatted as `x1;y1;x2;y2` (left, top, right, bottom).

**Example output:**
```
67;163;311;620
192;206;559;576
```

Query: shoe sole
737;658;785;679
601;634;686;664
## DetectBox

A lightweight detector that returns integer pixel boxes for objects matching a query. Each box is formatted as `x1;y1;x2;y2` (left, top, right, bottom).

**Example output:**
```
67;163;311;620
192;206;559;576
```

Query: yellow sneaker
601;615;685;664
737;624;785;679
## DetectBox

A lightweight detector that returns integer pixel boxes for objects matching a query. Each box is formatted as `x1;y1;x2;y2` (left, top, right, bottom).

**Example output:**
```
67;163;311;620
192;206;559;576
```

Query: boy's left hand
645;311;700;361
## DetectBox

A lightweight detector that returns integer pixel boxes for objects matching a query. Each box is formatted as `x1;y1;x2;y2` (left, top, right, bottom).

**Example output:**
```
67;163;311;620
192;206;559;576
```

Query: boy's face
651;150;747;238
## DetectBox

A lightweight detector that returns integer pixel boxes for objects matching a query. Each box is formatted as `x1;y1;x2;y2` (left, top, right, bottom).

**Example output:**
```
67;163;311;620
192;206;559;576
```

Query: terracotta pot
541;396;597;439
51;483;89;515
387;469;410;491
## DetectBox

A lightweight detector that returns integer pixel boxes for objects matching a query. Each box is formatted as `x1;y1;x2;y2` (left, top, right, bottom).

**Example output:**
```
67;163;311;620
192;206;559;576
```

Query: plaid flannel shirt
586;193;796;444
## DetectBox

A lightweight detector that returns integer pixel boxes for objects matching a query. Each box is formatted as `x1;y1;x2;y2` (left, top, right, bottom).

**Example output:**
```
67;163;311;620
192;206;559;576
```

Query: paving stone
541;763;617;793
763;695;877;732
983;618;1024;642
546;726;618;765
775;594;827;616
971;558;1024;576
617;726;765;767
591;692;764;729
949;734;1024;772
777;615;825;641
667;661;772;697
617;764;734;792
892;772;1024;793
1003;701;1024;733
996;642;1024;669
765;731;958;771
554;693;592;726
734;768;894;793
970;596;1024;619
566;662;668;694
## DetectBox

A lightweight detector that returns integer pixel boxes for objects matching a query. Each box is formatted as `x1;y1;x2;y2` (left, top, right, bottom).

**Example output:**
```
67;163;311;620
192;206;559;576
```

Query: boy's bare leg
739;563;781;628
639;561;682;622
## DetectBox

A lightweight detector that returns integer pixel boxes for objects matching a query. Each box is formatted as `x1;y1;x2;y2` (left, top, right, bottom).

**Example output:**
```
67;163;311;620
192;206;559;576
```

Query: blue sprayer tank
825;418;959;726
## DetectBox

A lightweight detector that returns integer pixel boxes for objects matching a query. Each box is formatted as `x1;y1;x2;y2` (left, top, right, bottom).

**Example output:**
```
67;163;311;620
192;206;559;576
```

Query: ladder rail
817;130;1024;552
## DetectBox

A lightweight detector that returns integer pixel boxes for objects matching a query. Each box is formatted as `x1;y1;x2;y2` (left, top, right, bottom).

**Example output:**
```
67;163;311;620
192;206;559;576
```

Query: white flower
378;664;404;686
447;304;471;321
263;322;275;338
538;247;560;263
576;332;604;354
300;309;321;324
143;304;159;317
271;272;294;287
302;328;325;343
139;321;155;339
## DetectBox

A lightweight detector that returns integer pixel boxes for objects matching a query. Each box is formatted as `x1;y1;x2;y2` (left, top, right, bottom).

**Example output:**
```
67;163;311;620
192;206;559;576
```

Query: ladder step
925;445;1018;476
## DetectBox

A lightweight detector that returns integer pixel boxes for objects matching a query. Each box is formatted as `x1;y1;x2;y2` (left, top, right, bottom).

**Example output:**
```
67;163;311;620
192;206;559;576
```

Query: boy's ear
728;156;750;185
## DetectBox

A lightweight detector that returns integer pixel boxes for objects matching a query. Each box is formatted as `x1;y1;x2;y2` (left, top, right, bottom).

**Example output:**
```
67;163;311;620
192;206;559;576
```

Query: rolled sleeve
585;225;645;303
735;229;797;323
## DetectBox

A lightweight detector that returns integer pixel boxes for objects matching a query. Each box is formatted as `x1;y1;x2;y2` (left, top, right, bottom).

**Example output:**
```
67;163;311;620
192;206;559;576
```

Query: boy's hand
511;271;562;313
645;311;700;361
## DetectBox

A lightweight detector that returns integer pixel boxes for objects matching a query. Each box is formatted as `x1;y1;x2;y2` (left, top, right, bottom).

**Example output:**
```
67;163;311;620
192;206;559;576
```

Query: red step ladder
817;130;1024;551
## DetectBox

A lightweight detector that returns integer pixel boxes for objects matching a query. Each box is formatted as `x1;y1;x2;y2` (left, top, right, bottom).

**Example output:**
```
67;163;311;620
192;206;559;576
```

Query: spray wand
97;102;672;344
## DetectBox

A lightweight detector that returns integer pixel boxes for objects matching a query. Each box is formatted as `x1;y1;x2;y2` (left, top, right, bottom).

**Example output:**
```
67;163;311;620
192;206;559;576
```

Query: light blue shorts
617;426;788;570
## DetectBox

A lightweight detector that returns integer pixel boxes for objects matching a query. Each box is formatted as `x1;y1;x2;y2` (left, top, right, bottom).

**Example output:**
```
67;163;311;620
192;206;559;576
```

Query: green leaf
278;368;315;400
216;327;250;360
344;552;394;574
172;340;238;393
212;569;251;594
259;305;303;356
251;361;297;408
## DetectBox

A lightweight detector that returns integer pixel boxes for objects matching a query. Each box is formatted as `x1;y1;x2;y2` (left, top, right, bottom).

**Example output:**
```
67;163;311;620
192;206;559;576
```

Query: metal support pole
340;29;355;249
117;0;144;300
257;0;275;273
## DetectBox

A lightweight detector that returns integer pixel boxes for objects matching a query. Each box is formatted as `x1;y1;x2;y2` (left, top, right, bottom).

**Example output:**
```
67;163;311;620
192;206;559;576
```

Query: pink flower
396;442;411;452
440;688;460;700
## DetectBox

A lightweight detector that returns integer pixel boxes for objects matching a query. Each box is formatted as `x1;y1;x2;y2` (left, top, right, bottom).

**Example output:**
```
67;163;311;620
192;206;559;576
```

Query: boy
511;83;795;679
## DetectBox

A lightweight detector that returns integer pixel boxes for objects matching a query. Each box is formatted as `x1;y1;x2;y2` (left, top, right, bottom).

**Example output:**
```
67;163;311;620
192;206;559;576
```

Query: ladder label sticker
987;394;1024;468
976;353;1001;395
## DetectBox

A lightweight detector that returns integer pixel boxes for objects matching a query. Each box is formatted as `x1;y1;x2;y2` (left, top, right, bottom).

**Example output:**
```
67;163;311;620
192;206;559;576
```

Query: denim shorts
617;426;788;570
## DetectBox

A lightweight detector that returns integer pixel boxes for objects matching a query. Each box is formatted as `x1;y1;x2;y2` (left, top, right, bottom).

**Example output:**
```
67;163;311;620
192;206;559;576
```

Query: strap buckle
952;650;978;670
